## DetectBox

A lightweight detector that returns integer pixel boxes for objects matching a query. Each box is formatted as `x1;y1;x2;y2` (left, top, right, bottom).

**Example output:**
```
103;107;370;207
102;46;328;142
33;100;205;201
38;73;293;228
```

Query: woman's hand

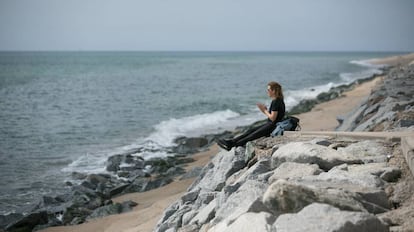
257;103;267;112
257;103;277;122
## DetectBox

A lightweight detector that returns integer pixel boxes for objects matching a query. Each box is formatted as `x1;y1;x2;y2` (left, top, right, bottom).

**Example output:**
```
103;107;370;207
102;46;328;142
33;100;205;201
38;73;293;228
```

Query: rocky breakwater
155;136;409;232
0;137;211;232
337;64;414;132
154;64;414;232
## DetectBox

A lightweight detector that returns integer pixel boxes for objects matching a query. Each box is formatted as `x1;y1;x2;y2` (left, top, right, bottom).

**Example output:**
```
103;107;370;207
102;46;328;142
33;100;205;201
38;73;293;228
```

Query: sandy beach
41;53;414;232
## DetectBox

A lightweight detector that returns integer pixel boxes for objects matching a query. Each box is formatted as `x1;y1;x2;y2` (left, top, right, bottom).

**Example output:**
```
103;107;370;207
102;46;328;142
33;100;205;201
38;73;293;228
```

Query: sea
0;51;401;215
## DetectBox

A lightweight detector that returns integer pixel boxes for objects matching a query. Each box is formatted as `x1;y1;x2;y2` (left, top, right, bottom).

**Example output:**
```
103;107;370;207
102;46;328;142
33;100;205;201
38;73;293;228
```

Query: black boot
216;138;235;151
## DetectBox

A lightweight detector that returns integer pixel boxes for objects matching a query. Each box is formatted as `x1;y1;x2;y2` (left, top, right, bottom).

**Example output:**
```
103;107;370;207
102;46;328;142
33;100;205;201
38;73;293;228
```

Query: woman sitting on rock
217;81;286;151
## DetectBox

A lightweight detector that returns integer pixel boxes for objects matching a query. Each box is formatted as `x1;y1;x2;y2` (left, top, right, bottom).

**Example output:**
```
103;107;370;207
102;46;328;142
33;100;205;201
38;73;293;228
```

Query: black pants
233;121;276;147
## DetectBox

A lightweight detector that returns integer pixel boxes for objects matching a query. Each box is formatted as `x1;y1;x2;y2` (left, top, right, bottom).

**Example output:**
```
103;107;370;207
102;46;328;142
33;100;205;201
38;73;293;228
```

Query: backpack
271;116;300;137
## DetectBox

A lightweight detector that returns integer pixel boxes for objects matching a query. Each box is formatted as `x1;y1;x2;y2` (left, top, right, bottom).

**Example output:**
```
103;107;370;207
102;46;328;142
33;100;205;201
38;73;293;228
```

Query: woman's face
267;85;276;98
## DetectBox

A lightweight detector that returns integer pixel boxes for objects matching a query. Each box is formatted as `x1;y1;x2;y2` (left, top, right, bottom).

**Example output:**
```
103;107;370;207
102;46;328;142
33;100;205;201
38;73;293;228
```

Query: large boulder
188;150;246;192
274;203;388;232
263;180;367;216
316;165;384;188
213;180;269;225
337;140;390;163
188;198;217;226
271;142;363;171
269;162;323;183
230;157;272;186
209;212;276;232
173;137;209;154
5;211;48;232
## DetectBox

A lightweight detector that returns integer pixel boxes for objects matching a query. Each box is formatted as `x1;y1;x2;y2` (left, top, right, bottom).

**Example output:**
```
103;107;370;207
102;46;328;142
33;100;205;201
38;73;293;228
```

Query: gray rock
0;213;23;229
336;100;368;131
86;201;136;220
263;180;367;216
213;180;268;225
87;173;110;186
174;137;209;154
244;141;256;163
189;198;217;226
157;202;180;227
353;97;398;131
143;177;174;192
289;99;318;114
180;166;204;180
181;188;201;204
123;177;149;193
337;140;389;163
232;158;272;185
5;211;48;232
400;119;414;127
274;203;388;232
178;224;201;232
345;163;388;176
317;166;384;188
80;180;97;190
62;207;92;225
271;142;363;171
120;200;138;211
222;183;242;197
182;211;198;228
123;176;173;194
269;162;323;183
380;167;402;182
109;183;130;198
144;157;176;174
289;174;391;214
87;203;123;219
156;205;192;232
106;154;124;172
194;192;217;209
71;171;88;180
188;150;245;192
210;212;276;232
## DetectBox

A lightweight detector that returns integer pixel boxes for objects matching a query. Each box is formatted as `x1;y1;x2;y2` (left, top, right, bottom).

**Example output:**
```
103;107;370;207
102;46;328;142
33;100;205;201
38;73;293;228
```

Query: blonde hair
268;81;284;99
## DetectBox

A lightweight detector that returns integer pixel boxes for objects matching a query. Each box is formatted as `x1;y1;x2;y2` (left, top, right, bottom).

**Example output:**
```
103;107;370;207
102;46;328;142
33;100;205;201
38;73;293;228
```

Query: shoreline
37;52;414;232
41;146;220;232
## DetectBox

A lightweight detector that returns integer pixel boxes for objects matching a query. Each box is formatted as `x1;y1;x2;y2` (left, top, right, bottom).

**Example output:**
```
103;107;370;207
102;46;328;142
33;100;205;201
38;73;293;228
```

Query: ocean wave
341;59;384;83
350;59;387;68
284;82;335;110
62;110;242;170
284;59;384;111
339;69;382;83
145;109;240;147
62;152;107;174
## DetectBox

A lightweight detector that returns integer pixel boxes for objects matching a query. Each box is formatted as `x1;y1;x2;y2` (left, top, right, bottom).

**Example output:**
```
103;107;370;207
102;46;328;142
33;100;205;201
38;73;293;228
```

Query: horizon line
0;50;412;53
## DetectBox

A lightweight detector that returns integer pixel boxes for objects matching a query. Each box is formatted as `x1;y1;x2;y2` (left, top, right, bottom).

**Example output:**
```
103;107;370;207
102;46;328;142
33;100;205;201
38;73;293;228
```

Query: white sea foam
284;59;384;111
284;82;335;110
62;110;244;169
339;69;382;83
342;59;384;83
62;152;107;174
145;109;240;147
350;59;387;68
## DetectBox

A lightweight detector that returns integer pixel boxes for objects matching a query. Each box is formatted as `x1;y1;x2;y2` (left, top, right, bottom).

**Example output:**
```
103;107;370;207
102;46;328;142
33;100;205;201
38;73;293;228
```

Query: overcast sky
0;0;413;51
